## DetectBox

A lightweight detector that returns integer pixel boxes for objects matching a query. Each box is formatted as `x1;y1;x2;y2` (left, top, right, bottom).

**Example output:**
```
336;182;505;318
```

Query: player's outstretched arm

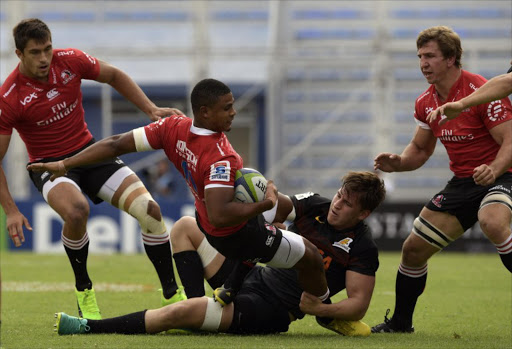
95;60;184;122
428;70;512;125
27;131;138;180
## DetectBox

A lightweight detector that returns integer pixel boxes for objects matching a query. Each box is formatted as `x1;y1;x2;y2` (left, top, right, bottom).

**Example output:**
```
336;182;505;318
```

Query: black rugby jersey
258;192;379;319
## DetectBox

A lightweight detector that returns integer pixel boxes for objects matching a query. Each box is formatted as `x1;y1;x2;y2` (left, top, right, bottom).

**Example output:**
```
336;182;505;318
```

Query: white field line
3;281;155;292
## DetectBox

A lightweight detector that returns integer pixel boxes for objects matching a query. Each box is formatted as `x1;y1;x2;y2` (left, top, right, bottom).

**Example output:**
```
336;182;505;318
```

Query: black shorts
27;140;127;204
197;213;283;264
425;172;512;231
227;266;291;334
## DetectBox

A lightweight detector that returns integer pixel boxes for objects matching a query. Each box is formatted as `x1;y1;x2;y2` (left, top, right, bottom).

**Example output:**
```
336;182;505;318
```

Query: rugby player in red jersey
0;18;186;319
372;26;512;333
28;78;330;308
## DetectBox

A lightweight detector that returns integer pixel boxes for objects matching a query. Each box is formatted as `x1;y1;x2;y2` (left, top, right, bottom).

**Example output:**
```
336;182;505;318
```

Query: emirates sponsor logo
57;50;75;56
36;99;78;126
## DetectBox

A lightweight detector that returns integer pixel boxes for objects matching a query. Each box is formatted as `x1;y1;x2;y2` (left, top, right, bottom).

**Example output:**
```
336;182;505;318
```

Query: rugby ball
233;168;267;203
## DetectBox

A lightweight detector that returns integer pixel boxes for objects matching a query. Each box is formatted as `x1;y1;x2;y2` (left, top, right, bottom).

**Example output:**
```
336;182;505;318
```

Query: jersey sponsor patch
295;192;314;200
209;161;231;182
332;237;353;253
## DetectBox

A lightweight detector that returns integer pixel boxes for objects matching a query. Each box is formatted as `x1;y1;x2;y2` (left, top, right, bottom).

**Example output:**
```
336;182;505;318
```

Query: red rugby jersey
140;115;245;237
0;48;100;161
414;70;512;177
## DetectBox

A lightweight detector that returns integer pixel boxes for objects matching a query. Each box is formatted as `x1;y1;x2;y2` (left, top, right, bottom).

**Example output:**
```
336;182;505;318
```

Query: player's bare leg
372;208;464;333
479;203;512;272
106;172;185;303
47;182;100;319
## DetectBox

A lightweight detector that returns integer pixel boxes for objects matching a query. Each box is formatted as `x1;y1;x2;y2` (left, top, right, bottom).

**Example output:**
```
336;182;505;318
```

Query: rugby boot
75;288;101;320
55;312;90;335
316;316;371;336
371;309;414;333
160;286;187;306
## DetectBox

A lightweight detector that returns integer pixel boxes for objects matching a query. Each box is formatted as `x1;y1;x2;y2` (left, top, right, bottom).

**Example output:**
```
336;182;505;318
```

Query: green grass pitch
1;251;510;348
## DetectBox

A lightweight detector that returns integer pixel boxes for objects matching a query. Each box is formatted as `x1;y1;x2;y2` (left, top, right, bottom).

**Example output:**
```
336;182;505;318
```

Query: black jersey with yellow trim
258;192;379;320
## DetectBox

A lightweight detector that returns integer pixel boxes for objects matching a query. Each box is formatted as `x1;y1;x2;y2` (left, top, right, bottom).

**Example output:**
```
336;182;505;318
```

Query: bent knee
62;202;90;226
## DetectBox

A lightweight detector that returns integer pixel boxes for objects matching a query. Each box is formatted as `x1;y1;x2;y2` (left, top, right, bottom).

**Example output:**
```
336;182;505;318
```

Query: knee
480;217;510;244
170;216;197;250
401;237;429;266
62;202;89;227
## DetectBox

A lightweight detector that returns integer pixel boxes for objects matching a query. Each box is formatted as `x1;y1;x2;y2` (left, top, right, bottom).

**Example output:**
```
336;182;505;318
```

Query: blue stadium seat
292;8;365;20
295;28;374;40
104;11;189;21
283;112;306;122
211;10;268;21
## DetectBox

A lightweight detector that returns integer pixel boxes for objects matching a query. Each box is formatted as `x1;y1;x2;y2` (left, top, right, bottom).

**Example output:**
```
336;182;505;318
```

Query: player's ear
199;105;209;119
15;49;23;59
358;209;371;221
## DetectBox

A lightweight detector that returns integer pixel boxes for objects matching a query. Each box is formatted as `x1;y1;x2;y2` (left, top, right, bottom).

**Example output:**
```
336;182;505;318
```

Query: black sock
173;251;205;297
64;242;92;291
393;270;427;329
223;261;254;292
144;241;178;299
499;253;512;272
87;310;147;334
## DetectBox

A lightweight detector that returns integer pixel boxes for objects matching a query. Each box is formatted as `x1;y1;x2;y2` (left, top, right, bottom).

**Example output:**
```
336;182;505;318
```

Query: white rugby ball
233;168;267;203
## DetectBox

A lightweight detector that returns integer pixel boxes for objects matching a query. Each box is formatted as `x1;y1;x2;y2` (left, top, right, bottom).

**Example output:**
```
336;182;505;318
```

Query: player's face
209;93;237;132
16;39;53;82
418;40;451;85
327;187;366;230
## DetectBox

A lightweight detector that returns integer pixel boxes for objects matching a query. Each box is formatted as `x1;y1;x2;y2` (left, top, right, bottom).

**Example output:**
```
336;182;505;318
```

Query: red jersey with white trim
414;70;512;177
142;115;245;237
0;48;100;162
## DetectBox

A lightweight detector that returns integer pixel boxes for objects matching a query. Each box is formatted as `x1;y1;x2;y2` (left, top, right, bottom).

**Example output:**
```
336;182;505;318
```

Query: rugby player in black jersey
54;171;386;337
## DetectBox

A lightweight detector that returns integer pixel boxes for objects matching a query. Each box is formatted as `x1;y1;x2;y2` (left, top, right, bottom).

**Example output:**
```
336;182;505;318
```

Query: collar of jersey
190;123;218;136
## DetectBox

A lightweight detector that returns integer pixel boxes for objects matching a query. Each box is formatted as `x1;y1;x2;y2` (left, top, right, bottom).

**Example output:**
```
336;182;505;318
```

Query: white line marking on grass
3;281;155;292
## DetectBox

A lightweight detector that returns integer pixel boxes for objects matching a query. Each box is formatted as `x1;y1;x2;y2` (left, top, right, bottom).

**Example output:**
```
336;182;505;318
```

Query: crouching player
54;171;386;336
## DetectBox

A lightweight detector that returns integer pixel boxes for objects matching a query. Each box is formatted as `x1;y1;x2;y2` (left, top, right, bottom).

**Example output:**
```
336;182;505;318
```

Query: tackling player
53;171;386;336
0;18;186;319
372;26;512;333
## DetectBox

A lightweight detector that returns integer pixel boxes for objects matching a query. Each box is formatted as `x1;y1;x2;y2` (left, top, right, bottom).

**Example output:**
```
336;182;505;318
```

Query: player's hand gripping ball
233;168;267;203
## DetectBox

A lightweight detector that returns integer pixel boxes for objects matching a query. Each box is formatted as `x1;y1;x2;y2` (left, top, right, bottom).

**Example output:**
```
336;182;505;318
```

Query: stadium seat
211;10;268;21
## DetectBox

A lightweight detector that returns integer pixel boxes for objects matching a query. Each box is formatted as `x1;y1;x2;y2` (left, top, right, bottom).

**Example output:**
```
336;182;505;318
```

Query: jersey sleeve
290;192;325;220
134;116;180;151
478;96;512;130
65;48;101;80
0;98;16;135
348;239;379;276
203;156;240;189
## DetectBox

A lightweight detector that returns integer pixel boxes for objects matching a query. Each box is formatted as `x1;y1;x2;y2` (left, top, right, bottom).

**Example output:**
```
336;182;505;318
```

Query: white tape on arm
133;127;154;152
262;199;278;223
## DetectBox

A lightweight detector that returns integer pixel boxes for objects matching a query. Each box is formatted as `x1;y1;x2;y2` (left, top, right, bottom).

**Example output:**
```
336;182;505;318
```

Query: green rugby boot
75;288;101;320
160;286;187;306
54;312;90;335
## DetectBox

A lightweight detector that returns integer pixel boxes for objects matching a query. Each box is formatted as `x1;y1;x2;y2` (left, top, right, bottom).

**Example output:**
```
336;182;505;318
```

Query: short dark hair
416;26;463;68
191;79;231;115
341;171;386;212
13;18;52;52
